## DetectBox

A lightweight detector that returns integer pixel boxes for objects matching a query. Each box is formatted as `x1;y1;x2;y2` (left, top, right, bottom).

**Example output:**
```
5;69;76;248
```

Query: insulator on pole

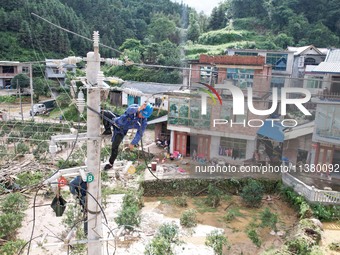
62;56;83;65
123;88;144;97
77;90;85;114
93;31;99;47
97;71;105;88
105;58;124;66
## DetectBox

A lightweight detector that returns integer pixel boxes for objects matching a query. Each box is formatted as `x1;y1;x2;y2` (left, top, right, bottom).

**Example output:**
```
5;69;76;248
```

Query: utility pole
30;63;34;121
17;80;23;121
86;31;103;255
46;32;124;254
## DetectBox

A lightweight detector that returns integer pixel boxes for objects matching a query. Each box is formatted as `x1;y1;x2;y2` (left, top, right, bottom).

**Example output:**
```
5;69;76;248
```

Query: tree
157;40;181;66
285;14;310;44
187;13;200;42
197;11;209;33
274;33;294;49
143;43;160;64
145;223;181;255
208;7;220;30
207;2;229;31
123;49;142;64
240;179;264;207
33;77;52;101
205;230;229;255
56;93;72;108
147;14;177;43
307;22;339;47
230;0;267;19
119;38;144;52
11;73;29;90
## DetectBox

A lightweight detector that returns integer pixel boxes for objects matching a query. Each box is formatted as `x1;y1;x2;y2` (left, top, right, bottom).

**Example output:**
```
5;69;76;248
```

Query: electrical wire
10;10;297;255
26;186;41;255
18;180;110;255
20;114;82;255
17;234;63;255
86;105;161;180
31;13;123;55
12;4;108;255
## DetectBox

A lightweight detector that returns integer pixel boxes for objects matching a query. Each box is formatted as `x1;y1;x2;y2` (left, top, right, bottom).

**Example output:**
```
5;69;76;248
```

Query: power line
31;13;123;55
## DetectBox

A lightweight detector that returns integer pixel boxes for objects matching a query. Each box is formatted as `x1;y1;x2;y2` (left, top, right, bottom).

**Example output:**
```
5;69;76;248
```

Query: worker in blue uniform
104;103;153;170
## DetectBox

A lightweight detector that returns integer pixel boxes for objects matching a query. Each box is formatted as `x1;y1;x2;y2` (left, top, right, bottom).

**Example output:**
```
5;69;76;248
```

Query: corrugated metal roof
121;81;182;94
326;49;340;62
312;62;340;73
147;115;168;124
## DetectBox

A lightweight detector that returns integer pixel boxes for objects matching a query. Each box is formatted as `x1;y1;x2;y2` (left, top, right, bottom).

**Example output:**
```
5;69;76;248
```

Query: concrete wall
283;134;312;164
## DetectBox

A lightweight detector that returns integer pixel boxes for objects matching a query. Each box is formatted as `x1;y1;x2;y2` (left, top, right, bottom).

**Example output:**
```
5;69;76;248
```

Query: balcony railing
282;172;340;205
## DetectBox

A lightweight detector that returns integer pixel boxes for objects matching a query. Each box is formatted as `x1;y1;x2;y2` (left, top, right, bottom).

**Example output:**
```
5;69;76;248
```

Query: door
127;95;141;105
317;146;333;176
174;132;187;156
197;135;211;160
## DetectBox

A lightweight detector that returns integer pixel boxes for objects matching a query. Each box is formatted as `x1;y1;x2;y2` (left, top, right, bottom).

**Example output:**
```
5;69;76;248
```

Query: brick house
168;54;274;163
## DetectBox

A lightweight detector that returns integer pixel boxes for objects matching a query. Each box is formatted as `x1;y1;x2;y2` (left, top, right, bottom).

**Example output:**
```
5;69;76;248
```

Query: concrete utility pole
30;63;34;121
86;31;103;255
17;80;23;121
47;32;124;254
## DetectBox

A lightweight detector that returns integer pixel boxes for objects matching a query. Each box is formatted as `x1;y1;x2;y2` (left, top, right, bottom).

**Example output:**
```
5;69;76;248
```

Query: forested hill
0;0;339;62
0;0;190;61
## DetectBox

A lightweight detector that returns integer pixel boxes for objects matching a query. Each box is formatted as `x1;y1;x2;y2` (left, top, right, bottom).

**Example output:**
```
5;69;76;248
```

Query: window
226;68;254;88
2;66;14;73
127;95;140;105
219;137;247;159
169;97;189;126
200;66;217;84
306;76;323;89
235;52;258;56
220;101;247;122
189;99;211;128
52;68;61;74
168;97;211;128
22;66;29;73
155;98;163;107
316;105;340;139
304;58;316;66
266;53;288;71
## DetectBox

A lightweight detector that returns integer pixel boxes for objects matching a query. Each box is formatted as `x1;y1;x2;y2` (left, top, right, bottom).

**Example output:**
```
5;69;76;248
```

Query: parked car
30;104;47;116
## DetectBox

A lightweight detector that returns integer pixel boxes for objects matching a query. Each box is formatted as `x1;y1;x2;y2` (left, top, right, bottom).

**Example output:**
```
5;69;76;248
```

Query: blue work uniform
107;104;147;166
113;104;147;146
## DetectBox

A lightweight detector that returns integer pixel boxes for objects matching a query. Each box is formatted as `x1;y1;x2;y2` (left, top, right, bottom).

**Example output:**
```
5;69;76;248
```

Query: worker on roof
103;103;153;170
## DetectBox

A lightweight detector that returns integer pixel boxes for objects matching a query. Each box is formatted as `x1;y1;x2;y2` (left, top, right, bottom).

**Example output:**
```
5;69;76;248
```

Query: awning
257;120;285;142
147;115;168;125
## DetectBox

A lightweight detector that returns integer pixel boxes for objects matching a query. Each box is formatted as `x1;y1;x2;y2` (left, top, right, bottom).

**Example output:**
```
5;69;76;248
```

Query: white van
30;104;47;116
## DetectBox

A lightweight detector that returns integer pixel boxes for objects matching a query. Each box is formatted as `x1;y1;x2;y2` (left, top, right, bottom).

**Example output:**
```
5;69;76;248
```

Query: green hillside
0;0;339;64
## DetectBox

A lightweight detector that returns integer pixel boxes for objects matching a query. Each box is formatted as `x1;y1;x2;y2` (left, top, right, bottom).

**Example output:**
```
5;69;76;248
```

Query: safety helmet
141;103;153;118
